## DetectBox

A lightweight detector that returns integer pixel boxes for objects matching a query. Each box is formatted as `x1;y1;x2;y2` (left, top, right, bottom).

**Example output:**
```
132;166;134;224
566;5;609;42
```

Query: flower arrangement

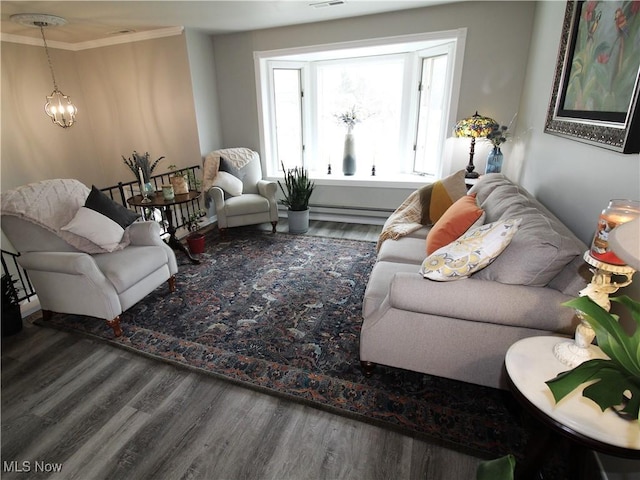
123;151;165;183
335;106;363;132
486;124;509;147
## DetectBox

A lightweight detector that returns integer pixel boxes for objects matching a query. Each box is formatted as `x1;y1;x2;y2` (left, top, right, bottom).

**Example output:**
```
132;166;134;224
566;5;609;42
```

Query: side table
127;191;202;264
505;336;640;479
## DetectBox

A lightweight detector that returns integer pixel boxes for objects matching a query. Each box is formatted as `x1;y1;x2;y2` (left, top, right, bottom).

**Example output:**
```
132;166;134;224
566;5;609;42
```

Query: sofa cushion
426;193;484;254
363;261;421;317
420;218;521;281
469;174;585;287
418;169;468;225
378;236;430;265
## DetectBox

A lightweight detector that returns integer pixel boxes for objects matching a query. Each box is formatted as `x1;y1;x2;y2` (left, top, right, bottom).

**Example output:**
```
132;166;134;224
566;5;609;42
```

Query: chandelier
11;14;77;128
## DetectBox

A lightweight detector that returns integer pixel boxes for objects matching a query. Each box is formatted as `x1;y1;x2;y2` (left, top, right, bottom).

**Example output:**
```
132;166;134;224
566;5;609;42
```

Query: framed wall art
545;1;640;154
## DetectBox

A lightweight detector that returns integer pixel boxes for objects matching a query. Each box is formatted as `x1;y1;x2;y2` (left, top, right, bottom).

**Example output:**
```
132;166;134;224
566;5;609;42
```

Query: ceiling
1;1;453;46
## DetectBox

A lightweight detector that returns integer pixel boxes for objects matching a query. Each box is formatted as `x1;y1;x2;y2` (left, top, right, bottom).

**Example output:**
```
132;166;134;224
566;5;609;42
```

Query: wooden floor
1;220;486;480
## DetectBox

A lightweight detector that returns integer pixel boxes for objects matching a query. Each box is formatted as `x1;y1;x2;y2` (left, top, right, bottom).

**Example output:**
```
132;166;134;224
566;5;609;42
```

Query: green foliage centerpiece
277;161;315;212
546;295;640;422
277;161;315;234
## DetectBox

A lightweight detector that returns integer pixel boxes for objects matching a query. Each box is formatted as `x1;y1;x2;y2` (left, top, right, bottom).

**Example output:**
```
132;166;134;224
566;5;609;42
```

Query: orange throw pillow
426;193;483;255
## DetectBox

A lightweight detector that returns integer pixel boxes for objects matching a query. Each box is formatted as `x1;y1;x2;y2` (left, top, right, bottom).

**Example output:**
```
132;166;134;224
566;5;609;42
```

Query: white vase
288;209;309;234
343;132;356;176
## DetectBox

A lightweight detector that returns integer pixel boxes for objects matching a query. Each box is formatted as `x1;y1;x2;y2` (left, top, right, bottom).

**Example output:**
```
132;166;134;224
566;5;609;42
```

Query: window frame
254;29;466;183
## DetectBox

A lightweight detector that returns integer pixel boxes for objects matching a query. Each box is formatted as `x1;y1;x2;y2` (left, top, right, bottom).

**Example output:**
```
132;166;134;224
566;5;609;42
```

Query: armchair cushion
61;185;140;252
212;171;243;197
85;185;139;228
61;206;129;252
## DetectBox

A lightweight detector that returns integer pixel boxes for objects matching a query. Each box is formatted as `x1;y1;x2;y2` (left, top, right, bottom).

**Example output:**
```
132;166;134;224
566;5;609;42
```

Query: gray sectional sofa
360;174;589;389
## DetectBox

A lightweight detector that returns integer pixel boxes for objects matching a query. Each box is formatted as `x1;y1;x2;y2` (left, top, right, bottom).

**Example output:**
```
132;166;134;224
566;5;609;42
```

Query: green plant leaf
546;359;609;402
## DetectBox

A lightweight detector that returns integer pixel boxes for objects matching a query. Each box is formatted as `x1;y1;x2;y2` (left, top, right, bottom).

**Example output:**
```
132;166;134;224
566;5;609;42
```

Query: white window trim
254;29;467;187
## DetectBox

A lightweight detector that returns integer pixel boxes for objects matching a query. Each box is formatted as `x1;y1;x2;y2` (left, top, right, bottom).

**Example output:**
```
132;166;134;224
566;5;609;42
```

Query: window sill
268;171;434;189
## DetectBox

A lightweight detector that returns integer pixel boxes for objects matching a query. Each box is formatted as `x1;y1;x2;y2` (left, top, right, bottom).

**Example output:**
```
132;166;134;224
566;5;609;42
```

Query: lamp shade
608;217;640;270
454;111;496;138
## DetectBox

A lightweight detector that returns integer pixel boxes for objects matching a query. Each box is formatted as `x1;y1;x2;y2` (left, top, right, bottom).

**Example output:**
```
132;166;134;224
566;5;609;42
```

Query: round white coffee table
505;336;640;478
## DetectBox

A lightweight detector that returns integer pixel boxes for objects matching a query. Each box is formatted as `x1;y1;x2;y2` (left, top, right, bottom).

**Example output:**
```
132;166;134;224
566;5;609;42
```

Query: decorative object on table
167;164;189;195
554;200;639;367
590;200;640;265
484;123;510;174
162;184;175;201
336;106;364;176
184;210;207;255
547;214;640;421
1;273;22;337
544;1;640;154
277;161;315;234
546;295;640;422
10;14;77;128
454;111;496;178
122;151;165;202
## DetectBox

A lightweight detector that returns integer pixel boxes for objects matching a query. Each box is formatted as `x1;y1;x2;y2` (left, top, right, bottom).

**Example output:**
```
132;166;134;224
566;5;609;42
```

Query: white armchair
203;148;278;235
1;179;178;336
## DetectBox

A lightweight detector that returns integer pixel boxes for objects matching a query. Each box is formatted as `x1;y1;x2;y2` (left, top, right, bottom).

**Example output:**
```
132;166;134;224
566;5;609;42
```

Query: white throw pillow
420;218;522;281
61;207;126;252
212;171;243;197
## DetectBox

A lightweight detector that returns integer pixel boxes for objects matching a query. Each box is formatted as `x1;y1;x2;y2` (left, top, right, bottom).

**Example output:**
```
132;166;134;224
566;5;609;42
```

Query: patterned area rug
37;227;533;461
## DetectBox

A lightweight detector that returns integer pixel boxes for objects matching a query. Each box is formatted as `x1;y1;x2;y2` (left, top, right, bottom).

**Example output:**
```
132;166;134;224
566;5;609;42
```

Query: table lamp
554;203;640;367
454;111;496;179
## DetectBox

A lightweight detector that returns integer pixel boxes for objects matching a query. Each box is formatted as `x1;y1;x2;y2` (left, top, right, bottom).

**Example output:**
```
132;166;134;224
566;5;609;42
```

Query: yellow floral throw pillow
420;218;522;281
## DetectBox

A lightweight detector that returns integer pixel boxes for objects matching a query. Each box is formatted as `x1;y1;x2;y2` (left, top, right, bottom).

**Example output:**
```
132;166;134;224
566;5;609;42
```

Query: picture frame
544;0;640;154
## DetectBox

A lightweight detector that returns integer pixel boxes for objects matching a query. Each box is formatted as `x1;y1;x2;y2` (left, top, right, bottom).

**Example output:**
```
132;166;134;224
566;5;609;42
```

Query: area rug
37;227;538;462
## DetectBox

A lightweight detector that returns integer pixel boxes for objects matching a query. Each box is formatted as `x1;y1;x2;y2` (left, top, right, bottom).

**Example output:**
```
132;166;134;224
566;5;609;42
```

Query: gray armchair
1;179;178;336
203;148;278;235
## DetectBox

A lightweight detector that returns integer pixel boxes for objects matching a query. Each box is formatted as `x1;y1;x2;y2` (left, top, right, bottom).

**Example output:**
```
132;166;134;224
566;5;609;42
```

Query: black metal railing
1;249;36;303
101;165;204;234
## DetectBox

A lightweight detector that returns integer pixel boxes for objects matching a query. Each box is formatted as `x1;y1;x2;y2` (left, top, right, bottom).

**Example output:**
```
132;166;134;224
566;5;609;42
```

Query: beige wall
1;33;202;191
211;1;536;215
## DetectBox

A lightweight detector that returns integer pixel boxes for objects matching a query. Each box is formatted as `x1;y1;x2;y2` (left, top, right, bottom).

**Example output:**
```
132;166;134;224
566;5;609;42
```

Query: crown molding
1;26;184;51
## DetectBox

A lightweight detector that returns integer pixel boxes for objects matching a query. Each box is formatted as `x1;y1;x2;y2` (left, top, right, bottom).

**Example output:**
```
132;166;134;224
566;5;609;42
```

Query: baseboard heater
278;203;393;225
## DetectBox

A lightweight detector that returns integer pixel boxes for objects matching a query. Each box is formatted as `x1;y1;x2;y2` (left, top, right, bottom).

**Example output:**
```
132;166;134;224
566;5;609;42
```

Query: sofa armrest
257;180;277;200
207;187;225;210
387;272;577;332
128;221;164;246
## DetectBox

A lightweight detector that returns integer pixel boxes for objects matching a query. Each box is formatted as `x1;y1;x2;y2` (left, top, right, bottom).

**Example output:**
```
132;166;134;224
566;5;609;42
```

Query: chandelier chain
37;23;59;91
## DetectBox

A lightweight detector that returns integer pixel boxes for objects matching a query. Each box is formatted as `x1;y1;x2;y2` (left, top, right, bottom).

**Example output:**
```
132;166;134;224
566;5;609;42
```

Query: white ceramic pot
288;208;309;234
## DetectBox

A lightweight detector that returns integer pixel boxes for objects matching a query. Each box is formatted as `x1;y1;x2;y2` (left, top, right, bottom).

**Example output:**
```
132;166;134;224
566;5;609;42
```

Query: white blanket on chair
202;147;257;207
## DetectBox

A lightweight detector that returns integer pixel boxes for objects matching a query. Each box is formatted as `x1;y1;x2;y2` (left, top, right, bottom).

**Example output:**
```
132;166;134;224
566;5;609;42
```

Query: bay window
255;30;465;182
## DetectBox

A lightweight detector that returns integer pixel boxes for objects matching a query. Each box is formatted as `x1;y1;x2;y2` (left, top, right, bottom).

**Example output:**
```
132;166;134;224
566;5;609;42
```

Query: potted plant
123;151;165;193
167;164;189;195
277;161;315;234
546;295;640;421
2;273;22;336
184;210;207;254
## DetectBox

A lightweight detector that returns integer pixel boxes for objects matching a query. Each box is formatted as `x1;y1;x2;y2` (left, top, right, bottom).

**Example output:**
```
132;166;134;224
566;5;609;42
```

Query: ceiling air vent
309;0;346;8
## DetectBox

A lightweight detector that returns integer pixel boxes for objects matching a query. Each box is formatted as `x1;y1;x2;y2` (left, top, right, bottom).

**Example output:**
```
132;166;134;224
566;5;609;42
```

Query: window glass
273;68;303;169
315;56;405;175
414;54;448;175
